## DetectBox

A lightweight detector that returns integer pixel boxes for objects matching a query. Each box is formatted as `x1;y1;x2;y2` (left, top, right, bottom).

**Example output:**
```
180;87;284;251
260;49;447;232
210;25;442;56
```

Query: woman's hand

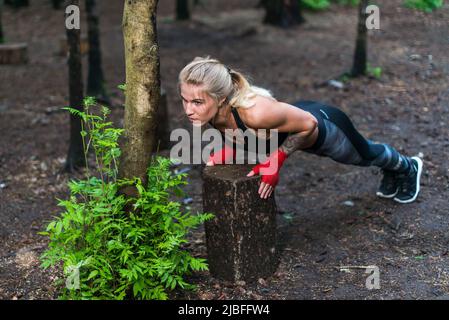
246;149;288;199
206;144;236;166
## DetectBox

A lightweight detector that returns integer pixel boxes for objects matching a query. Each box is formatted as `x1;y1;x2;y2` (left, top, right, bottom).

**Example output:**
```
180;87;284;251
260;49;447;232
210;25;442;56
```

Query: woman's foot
393;156;423;204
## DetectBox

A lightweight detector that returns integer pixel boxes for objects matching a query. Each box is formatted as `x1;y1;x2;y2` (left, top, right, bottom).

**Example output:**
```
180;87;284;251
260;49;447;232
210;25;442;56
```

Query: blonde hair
178;56;273;109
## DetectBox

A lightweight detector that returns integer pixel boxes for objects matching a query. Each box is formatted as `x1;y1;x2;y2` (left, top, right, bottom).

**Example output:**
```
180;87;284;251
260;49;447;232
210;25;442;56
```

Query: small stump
0;43;28;65
202;164;278;283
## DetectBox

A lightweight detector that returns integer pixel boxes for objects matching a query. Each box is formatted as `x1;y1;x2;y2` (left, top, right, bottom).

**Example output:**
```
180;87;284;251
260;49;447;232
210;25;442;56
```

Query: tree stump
202;164;279;283
0;43;28;64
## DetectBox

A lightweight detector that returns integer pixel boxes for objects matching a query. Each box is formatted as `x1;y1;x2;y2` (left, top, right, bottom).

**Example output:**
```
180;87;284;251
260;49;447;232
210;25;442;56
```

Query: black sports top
209;100;327;154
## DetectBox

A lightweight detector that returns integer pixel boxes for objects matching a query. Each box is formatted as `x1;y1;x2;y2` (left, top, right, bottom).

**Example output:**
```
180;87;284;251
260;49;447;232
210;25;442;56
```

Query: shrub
40;97;214;300
404;0;443;12
301;0;331;11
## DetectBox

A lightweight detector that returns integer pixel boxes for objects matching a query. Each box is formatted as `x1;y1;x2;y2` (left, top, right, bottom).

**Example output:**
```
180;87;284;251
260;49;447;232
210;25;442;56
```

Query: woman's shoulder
237;94;281;129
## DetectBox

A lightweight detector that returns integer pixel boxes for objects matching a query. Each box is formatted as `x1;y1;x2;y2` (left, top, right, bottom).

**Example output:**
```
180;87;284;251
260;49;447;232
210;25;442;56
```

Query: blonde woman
178;57;423;203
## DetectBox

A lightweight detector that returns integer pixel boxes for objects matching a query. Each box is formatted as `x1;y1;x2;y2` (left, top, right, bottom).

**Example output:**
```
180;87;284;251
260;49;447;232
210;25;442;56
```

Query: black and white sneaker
376;169;398;198
393;156;423;204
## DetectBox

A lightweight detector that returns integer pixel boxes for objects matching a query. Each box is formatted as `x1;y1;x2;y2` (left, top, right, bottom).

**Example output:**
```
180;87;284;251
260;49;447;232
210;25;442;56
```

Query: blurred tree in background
351;0;368;77
65;0;86;171
0;0;4;43
51;0;65;10
176;0;190;20
262;0;305;27
4;0;28;8
85;0;109;104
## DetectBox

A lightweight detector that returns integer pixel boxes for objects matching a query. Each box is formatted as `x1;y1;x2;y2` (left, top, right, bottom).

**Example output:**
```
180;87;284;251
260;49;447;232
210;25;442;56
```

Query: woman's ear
218;97;226;107
220;97;227;106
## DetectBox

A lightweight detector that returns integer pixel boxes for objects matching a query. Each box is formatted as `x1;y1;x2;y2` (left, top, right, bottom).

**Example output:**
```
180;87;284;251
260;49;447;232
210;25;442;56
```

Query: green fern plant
39;97;214;300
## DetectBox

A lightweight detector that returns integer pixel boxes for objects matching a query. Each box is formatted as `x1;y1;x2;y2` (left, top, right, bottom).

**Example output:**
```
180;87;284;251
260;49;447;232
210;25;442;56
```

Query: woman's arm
245;97;318;199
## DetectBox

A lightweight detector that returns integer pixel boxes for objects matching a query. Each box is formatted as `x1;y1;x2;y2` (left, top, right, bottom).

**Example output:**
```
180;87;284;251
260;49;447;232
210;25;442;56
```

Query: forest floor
1;0;449;300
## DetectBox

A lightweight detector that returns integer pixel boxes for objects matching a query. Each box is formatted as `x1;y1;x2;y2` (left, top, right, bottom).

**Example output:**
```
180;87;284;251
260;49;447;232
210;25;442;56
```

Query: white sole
393;157;423;204
376;189;398;199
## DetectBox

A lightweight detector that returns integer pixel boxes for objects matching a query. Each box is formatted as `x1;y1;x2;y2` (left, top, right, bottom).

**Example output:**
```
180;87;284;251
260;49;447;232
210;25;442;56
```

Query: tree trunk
4;0;28;8
176;0;190;20
85;0;109;104
263;0;304;28
119;0;160;197
152;87;171;152
65;0;86;172
0;0;4;44
51;0;65;9
351;0;368;77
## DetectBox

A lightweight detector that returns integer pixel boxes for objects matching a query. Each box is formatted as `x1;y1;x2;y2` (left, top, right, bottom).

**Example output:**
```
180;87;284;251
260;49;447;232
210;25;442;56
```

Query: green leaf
87;270;99;280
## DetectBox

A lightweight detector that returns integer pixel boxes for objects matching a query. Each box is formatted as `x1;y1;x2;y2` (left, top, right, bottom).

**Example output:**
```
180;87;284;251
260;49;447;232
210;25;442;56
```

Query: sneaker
376;169;398;198
393;157;423;204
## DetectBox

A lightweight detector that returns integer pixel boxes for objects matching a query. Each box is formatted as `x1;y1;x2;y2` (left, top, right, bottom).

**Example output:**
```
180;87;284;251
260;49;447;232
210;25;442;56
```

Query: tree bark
51;0;65;9
85;0;109;104
262;0;304;28
119;0;160;197
351;0;368;77
152;87;170;152
65;0;86;172
4;0;28;8
176;0;190;20
0;0;4;44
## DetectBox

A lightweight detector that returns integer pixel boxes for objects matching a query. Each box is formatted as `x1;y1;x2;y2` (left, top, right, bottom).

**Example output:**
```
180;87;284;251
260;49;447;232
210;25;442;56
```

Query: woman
178;56;423;203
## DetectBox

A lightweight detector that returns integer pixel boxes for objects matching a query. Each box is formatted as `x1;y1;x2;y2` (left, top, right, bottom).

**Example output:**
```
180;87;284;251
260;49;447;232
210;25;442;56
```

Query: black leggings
293;101;412;173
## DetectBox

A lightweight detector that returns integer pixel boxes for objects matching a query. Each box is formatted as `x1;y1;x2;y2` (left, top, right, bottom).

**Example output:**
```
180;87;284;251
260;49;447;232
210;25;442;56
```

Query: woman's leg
305;105;422;203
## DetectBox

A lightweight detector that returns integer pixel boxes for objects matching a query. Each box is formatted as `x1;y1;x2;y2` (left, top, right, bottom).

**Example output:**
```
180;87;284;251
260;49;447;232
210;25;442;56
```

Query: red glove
247;149;288;199
206;144;236;165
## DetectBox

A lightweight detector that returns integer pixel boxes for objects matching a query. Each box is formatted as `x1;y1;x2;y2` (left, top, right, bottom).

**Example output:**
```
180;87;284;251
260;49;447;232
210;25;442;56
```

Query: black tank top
209;100;326;154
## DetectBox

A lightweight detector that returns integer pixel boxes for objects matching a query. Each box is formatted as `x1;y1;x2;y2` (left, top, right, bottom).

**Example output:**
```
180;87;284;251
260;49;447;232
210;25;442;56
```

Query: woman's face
180;82;221;127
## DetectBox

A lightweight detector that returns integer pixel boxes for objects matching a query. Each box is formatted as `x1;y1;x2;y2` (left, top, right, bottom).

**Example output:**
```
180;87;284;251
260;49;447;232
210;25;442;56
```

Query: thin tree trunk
65;0;86;172
4;0;28;8
51;0;65;10
0;0;4;44
351;0;368;77
176;0;190;20
263;0;304;28
119;0;160;197
85;0;108;103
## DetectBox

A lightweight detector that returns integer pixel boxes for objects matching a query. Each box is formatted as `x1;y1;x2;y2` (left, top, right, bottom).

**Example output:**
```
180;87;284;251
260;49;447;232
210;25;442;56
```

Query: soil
1;0;448;300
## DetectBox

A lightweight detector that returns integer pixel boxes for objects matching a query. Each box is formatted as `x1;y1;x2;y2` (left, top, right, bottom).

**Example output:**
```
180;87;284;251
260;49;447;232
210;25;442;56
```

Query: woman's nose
185;103;194;115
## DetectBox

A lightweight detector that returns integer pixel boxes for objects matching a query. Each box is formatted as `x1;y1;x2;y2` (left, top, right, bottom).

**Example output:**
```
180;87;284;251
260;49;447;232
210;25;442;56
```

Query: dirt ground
1;0;449;300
